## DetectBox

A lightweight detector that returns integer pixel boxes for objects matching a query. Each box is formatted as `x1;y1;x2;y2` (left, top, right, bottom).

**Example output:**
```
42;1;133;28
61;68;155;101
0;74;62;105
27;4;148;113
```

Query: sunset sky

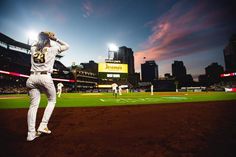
0;0;235;80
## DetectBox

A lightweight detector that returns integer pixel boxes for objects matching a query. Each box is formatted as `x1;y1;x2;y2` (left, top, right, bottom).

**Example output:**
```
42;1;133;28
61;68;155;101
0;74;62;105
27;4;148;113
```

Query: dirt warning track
0;101;236;157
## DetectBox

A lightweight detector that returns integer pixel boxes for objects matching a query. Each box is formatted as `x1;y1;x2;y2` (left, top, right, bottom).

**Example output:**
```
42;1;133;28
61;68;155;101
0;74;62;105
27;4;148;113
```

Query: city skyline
0;0;235;79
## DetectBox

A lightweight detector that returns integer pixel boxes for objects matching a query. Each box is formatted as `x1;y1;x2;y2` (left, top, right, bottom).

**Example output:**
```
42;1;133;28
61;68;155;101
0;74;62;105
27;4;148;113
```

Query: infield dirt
0;101;236;157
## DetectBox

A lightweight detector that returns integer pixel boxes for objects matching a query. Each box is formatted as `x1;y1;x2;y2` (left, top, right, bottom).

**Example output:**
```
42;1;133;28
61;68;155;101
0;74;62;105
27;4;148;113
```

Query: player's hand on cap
43;31;57;41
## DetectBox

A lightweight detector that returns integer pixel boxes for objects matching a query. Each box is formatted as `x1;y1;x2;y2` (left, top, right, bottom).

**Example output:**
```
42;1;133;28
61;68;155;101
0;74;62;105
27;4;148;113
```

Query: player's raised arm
56;39;70;52
46;32;70;53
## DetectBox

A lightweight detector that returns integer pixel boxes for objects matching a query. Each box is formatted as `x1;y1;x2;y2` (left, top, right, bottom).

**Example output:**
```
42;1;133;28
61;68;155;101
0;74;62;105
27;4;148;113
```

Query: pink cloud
134;0;231;72
82;0;93;18
148;22;170;45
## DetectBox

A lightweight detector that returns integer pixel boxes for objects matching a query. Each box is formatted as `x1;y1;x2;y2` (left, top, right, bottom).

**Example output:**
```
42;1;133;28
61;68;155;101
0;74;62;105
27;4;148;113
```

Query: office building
224;34;236;72
141;60;158;82
172;61;187;79
115;46;135;75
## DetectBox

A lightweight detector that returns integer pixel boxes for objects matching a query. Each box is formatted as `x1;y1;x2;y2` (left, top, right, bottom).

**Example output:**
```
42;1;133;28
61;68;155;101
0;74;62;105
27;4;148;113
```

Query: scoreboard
98;62;128;79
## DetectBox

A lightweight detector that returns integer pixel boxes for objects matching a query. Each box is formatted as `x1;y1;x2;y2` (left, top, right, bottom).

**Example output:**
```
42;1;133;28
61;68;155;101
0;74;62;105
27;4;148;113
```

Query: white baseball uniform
26;39;69;139
57;82;64;98
151;85;154;95
118;86;122;95
111;83;118;96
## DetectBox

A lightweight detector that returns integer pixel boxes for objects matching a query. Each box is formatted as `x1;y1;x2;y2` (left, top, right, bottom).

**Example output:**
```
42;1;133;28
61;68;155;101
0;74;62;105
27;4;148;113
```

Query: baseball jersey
30;39;69;73
111;83;118;90
57;83;64;89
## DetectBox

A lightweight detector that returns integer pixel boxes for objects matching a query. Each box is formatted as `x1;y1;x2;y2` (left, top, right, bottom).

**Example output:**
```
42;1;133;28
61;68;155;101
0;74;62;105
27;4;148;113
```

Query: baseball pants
26;74;56;134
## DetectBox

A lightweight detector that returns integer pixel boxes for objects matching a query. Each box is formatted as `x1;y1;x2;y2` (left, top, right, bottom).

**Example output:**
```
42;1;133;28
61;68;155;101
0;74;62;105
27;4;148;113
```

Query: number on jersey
33;51;45;63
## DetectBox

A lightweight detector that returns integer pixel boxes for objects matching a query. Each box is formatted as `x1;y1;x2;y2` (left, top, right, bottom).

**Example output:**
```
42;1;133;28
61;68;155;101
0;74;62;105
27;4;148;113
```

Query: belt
30;71;48;75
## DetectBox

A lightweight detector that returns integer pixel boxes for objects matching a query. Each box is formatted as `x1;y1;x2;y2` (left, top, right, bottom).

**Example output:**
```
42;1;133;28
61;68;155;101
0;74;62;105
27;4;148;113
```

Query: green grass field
0;92;236;109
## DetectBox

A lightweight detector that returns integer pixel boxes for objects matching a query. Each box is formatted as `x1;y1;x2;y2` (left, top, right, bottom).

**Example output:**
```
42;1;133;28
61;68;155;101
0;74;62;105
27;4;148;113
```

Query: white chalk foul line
99;98;164;103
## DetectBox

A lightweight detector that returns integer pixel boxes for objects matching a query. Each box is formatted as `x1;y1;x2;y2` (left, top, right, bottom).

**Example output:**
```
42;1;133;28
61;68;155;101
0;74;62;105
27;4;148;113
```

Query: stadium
0;32;236;157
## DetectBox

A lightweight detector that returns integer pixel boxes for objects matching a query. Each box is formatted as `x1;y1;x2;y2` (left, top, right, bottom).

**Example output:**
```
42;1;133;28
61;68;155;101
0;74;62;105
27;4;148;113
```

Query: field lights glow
108;43;118;52
27;30;38;41
220;72;236;77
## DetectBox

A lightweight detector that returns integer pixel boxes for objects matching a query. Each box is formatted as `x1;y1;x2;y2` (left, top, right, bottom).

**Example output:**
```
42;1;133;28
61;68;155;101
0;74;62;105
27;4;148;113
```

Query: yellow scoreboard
98;62;128;78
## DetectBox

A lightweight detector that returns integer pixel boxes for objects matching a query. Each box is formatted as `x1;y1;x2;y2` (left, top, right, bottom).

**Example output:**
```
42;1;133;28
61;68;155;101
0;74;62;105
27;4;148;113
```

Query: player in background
57;82;64;98
26;32;69;141
111;82;118;96
118;85;122;95
114;86;118;98
151;84;154;95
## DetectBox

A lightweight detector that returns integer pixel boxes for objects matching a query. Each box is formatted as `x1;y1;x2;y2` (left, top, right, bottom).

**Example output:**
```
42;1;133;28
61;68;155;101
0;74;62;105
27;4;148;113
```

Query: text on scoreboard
98;63;128;73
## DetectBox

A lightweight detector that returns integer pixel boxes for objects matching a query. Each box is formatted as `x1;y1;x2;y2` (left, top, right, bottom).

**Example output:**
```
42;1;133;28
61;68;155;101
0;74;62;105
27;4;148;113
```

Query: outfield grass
0;92;236;109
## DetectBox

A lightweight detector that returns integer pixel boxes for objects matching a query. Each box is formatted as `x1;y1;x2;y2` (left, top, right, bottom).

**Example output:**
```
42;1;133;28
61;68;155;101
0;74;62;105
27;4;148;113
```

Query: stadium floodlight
27;30;38;43
108;43;119;52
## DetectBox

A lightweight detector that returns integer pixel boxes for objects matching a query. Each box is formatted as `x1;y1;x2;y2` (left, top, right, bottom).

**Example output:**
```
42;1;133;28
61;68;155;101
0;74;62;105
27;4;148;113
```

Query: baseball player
151;84;154;95
57;82;64;98
114;86;118;98
26;32;69;141
118;85;122;95
111;82;118;96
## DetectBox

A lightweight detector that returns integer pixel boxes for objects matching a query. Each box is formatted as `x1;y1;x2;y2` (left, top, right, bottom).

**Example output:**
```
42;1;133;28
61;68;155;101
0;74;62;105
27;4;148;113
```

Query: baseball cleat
27;132;40;141
37;127;51;134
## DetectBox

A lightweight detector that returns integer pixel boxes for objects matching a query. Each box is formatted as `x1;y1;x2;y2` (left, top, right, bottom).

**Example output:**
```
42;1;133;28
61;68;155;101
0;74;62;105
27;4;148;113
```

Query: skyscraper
141;60;158;82
171;60;194;86
115;46;135;75
172;61;186;79
223;34;236;72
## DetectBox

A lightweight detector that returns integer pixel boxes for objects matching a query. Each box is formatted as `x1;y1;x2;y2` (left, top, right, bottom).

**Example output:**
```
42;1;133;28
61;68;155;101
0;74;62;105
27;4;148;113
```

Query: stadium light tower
108;43;118;60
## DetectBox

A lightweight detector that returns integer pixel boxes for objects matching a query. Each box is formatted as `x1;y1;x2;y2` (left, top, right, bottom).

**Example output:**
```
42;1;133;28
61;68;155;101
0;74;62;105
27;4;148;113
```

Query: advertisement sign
98;63;128;73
